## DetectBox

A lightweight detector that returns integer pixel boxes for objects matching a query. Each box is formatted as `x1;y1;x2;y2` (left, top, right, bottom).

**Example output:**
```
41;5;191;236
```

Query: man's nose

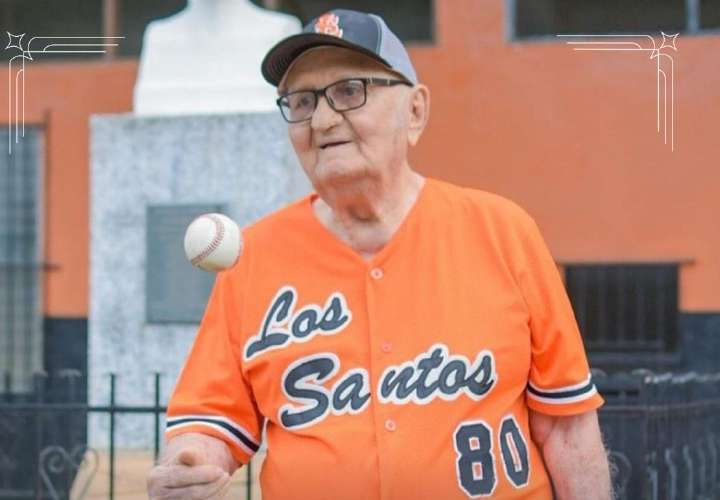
311;94;342;131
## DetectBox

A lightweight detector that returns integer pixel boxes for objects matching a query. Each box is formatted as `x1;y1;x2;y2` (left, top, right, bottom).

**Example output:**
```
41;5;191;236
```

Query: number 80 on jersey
454;415;530;497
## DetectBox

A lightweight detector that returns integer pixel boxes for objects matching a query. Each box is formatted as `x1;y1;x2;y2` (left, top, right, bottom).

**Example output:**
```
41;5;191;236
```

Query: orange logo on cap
314;13;343;38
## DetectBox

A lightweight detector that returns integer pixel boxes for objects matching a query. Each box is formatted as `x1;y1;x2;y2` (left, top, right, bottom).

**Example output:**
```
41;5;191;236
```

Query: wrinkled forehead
279;46;403;93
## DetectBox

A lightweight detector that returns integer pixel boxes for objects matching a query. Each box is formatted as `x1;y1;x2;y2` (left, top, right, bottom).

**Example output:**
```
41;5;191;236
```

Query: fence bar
247;460;252;500
3;371;10;401
0;403;168;412
109;373;116;500
33;373;45;496
154;372;161;463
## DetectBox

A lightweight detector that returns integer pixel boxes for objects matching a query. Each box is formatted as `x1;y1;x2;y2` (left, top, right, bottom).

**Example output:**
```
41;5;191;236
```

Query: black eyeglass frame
276;77;413;123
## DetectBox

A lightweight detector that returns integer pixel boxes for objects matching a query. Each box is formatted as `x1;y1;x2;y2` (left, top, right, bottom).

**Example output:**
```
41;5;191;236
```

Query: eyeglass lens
282;79;366;122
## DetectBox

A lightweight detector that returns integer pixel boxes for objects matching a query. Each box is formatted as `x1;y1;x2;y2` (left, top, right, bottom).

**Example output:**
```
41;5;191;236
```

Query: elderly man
148;9;611;500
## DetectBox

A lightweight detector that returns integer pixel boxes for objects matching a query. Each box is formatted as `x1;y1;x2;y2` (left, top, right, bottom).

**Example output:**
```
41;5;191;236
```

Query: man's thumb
173;447;206;467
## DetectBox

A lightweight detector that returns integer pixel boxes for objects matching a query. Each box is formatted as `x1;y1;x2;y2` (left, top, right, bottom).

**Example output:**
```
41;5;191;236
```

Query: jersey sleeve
514;215;604;416
165;266;264;465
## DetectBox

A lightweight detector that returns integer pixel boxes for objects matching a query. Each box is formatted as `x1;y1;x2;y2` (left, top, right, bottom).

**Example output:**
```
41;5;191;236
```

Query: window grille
0;127;44;393
564;263;679;352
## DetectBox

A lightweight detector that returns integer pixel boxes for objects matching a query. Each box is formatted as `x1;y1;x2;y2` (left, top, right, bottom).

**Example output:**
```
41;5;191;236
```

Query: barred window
0;127;44;393
509;0;717;40
0;0;187;61
1;0;434;63
701;0;720;30
564;264;680;353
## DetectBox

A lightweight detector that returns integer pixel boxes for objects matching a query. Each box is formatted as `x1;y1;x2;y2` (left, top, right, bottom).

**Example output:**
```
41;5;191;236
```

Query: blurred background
0;0;718;498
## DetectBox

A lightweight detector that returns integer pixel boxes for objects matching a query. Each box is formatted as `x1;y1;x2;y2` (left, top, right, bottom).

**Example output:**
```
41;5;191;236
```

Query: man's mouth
320;141;351;150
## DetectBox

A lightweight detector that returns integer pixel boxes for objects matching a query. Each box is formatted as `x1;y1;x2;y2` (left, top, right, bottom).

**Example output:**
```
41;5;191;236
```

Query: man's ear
407;84;430;147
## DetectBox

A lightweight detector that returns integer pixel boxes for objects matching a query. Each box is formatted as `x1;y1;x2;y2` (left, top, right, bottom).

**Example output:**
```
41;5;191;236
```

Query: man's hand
147;433;238;499
530;409;612;500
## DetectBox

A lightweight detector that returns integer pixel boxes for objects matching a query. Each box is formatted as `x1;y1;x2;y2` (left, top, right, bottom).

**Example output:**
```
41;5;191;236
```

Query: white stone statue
133;0;300;116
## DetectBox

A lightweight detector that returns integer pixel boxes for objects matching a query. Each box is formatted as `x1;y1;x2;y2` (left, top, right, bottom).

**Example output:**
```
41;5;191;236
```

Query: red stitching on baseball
190;214;226;266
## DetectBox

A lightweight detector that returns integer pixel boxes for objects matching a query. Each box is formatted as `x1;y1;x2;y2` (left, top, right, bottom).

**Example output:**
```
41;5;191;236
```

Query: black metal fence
597;370;720;500
0;372;253;500
2;370;719;499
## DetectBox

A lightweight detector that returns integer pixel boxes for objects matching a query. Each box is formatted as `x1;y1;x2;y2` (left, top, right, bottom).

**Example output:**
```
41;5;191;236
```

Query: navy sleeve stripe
167;416;260;453
526;376;598;404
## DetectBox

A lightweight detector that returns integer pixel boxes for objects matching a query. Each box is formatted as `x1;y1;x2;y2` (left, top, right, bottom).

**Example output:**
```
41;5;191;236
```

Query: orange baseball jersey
166;177;604;499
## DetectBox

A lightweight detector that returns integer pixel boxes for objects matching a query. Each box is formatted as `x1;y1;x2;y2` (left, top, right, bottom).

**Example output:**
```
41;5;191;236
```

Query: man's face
280;47;414;195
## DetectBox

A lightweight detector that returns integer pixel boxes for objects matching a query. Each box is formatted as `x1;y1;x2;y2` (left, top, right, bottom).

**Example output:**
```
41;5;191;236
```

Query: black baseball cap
261;9;418;88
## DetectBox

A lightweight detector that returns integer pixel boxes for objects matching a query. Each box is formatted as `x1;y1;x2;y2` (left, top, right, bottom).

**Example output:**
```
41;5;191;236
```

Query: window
253;0;434;43
0;0;102;61
1;0;433;62
510;0;714;40
0;127;44;393
701;0;720;30
564;264;679;353
0;0;187;61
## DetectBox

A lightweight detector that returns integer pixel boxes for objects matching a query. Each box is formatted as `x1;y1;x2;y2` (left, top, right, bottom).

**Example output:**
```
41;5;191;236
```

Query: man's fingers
161;464;227;488
196;473;231;500
164;473;231;500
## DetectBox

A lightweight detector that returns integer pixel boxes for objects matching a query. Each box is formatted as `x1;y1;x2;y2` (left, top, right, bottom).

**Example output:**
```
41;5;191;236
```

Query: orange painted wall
0;60;137;317
408;0;719;312
0;0;717;316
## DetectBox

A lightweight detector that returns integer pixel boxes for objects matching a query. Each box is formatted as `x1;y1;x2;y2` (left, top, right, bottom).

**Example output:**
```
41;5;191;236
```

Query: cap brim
261;33;394;88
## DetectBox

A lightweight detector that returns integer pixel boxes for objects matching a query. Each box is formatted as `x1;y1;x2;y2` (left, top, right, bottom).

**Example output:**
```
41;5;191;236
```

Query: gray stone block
88;111;309;449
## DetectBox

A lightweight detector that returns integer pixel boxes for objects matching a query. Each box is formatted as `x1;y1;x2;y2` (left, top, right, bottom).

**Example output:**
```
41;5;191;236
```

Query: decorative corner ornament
4;32;124;155
557;32;679;152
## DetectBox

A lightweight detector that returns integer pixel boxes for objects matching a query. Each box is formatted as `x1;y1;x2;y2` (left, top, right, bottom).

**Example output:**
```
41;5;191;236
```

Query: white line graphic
557;33;678;152
5;33;124;155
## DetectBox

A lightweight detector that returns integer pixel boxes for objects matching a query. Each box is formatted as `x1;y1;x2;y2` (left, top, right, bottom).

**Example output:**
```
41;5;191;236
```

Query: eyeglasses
276;77;412;123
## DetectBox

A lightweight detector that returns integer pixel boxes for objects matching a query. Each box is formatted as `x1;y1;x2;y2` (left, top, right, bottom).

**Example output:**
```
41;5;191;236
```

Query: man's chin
312;165;369;186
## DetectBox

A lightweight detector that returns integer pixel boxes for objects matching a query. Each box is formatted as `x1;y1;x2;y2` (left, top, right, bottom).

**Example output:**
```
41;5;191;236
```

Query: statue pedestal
88;111;309;448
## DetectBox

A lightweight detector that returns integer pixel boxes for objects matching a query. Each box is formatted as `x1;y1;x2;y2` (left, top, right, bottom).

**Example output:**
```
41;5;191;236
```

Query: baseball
183;213;242;272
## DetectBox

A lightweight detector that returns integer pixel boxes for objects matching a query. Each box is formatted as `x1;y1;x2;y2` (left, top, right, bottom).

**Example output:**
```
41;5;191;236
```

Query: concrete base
88;111;309;448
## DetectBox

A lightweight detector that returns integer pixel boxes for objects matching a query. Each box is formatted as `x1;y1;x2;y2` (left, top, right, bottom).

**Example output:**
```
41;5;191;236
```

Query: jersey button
381;341;392;353
370;267;384;280
384;419;397;432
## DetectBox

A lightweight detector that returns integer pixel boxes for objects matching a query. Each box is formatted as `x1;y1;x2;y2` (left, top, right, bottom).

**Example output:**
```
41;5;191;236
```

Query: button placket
364;259;396;498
